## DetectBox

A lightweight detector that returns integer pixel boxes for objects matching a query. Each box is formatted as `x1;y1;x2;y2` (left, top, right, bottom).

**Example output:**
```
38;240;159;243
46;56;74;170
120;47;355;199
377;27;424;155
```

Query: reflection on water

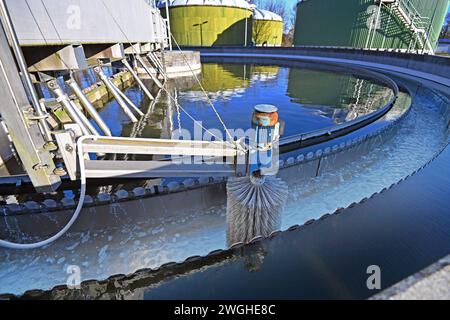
84;63;392;140
28;62;393;161
173;63;393;137
3;63;390;179
287;68;392;123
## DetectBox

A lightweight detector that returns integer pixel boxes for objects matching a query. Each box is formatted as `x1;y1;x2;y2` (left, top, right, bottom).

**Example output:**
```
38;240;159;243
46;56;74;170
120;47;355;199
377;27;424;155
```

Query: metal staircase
376;0;434;54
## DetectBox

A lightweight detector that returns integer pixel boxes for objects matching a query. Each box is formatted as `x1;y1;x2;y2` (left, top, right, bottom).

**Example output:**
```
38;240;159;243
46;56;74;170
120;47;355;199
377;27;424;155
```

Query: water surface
92;63;393;139
0;83;446;296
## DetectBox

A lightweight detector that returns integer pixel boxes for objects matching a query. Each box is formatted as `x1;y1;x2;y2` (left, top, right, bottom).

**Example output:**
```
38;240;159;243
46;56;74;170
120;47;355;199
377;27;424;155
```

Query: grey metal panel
5;0;166;46
5;0;60;45
0;21;60;191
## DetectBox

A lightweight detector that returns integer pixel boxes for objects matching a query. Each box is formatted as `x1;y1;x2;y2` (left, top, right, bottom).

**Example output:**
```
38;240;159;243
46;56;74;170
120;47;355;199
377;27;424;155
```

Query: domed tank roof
157;0;252;10
253;8;282;22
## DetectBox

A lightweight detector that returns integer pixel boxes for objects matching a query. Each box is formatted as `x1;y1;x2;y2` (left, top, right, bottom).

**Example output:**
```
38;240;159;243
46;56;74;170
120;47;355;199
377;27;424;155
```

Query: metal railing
397;0;429;30
392;0;434;54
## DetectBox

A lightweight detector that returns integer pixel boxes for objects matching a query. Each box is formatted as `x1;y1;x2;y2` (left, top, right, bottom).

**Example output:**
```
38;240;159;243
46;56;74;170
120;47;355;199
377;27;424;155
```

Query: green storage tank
253;8;284;46
158;0;253;47
294;0;449;53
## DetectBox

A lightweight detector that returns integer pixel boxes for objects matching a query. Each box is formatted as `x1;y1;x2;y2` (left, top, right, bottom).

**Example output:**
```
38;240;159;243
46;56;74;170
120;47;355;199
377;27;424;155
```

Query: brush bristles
226;176;288;246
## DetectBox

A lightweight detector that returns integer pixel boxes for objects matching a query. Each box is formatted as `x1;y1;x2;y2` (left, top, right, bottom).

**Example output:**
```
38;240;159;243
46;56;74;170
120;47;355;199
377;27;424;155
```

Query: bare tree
251;0;297;46
441;12;450;39
252;0;287;23
282;27;295;47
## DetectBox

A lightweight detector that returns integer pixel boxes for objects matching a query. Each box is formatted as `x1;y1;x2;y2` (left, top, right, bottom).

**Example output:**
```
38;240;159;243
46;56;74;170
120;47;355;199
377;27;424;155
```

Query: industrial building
294;0;449;54
253;7;283;46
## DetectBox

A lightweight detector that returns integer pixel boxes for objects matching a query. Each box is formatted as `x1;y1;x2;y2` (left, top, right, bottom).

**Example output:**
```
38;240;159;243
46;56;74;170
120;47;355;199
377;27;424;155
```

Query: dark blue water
141;139;450;300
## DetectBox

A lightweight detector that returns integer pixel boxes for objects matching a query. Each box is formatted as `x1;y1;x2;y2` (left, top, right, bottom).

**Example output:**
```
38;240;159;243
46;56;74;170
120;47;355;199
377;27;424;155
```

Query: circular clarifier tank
0;55;449;297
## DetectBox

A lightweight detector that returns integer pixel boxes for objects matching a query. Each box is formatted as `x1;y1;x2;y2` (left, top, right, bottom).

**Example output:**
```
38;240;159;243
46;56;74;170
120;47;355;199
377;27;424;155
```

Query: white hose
0;136;89;250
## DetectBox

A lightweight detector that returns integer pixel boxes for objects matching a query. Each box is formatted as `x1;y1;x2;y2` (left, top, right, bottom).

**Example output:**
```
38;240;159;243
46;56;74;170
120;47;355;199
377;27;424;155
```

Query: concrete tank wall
294;0;449;51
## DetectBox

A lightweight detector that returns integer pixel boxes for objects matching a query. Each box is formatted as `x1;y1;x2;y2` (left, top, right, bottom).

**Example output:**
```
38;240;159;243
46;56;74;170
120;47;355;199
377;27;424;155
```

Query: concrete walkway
371;255;450;300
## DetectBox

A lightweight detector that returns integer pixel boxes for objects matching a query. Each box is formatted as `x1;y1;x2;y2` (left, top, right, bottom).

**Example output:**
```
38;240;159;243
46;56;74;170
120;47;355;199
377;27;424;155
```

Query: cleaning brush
226;175;288;246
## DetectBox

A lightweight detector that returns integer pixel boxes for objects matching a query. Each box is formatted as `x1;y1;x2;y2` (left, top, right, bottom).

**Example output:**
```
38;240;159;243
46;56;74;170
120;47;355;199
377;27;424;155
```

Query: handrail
390;0;434;54
399;0;428;23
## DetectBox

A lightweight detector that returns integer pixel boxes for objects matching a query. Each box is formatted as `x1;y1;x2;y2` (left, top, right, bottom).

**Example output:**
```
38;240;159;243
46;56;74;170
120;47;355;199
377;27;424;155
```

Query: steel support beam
95;67;139;123
148;52;167;79
140;43;152;54
108;80;144;117
47;80;98;136
136;55;163;89
0;0;52;142
66;78;112;136
122;58;154;100
54;131;77;181
0;20;60;192
124;43;142;55
76;136;244;179
83;43;125;65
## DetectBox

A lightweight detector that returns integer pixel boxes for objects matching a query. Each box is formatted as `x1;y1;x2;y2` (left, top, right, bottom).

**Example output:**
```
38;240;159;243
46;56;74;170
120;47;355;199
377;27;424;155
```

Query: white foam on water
282;95;449;228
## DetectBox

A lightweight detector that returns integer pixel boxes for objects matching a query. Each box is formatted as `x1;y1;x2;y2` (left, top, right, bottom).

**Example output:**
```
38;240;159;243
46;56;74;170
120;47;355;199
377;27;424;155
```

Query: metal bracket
24;112;50;125
54;130;78;181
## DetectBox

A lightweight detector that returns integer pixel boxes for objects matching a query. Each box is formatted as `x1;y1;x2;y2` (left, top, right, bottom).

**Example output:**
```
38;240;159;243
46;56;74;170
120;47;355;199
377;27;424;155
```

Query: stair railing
392;0;434;54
